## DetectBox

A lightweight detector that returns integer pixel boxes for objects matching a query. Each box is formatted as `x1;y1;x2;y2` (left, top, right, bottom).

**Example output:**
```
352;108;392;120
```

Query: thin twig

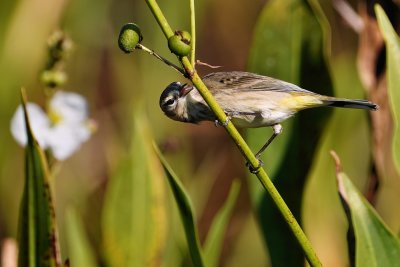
196;60;222;69
136;43;186;76
190;0;196;66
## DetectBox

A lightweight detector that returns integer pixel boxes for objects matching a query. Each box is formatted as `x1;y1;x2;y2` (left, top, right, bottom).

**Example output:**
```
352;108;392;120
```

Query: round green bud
177;30;191;43
168;30;191;57
118;23;143;53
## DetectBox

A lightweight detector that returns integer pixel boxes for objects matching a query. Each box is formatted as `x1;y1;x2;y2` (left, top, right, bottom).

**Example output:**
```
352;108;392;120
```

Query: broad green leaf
18;90;61;267
247;1;332;266
204;180;240;267
375;5;400;175
102;108;167;267
153;144;205;267
65;208;97;267
334;154;400;267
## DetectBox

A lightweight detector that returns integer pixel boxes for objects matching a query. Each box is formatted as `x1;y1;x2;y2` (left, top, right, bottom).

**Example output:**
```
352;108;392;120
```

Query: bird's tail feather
323;98;378;111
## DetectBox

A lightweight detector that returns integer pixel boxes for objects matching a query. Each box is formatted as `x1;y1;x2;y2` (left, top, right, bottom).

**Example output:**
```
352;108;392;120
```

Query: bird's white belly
230;110;294;128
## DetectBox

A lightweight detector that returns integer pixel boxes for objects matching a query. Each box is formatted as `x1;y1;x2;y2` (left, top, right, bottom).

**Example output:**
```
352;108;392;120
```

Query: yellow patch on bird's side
280;93;324;111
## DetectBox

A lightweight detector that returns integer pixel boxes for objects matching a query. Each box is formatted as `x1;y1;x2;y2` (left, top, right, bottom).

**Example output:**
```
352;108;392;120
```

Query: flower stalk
189;0;196;66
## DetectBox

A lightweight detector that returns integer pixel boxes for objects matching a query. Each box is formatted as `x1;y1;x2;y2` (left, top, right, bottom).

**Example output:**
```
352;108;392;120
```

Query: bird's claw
246;158;264;174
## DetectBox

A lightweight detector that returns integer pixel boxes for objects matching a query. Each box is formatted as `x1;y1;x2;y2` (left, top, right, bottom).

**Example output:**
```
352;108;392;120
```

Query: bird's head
159;81;193;122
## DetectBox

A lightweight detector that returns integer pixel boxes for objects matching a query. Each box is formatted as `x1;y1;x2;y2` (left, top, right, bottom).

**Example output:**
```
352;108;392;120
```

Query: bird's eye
164;98;175;106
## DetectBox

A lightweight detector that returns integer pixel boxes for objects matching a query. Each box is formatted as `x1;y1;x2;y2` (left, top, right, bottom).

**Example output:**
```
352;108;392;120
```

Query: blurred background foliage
0;0;400;266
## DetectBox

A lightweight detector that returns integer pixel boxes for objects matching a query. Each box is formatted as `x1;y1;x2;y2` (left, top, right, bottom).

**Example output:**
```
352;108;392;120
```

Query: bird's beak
179;84;193;97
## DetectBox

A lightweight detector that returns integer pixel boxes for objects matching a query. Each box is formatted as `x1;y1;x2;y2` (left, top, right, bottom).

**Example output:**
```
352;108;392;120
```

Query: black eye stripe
164;98;175;106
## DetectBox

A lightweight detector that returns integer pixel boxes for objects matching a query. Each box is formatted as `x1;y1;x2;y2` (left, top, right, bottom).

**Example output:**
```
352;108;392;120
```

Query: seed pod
168;30;191;57
118;23;143;53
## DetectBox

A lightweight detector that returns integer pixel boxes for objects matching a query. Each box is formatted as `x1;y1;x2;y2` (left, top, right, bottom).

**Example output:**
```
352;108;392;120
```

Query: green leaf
17;89;61;267
204;180;240;267
375;4;400;176
334;153;400;267
65;208;97;267
153;144;205;267
247;1;332;266
102;108;167;267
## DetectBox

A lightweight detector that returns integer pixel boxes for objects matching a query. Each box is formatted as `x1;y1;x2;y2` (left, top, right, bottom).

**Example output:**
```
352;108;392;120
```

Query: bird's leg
255;124;283;158
246;124;283;173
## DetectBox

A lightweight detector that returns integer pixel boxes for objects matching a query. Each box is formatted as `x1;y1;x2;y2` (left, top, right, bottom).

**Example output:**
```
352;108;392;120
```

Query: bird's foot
214;116;230;127
246;157;264;174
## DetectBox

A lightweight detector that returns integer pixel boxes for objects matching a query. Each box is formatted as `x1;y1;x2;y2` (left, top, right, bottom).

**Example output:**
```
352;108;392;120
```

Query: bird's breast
230;111;294;128
212;90;296;127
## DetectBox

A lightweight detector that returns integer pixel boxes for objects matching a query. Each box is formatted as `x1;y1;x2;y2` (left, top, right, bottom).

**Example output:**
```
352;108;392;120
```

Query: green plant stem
144;0;322;266
189;0;196;66
146;0;174;38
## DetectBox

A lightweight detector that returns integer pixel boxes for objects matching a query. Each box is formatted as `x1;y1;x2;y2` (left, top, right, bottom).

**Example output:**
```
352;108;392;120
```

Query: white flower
11;103;51;149
10;91;94;160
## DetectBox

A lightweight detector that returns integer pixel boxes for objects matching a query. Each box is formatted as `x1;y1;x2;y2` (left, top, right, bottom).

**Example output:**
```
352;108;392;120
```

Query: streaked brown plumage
159;71;378;164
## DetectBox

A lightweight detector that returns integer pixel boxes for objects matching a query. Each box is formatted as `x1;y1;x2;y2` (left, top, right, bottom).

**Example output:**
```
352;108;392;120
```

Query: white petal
73;122;92;143
50;91;88;123
10;103;51;148
46;122;91;160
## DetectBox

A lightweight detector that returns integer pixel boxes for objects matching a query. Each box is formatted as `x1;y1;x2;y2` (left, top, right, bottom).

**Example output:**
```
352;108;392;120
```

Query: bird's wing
202;71;314;94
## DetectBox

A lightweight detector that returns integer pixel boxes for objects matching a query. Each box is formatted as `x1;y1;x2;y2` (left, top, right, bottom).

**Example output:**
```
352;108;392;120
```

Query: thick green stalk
146;0;174;38
144;0;322;266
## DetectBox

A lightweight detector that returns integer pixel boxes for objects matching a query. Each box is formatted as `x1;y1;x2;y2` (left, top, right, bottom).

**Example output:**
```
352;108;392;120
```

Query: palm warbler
160;71;378;167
